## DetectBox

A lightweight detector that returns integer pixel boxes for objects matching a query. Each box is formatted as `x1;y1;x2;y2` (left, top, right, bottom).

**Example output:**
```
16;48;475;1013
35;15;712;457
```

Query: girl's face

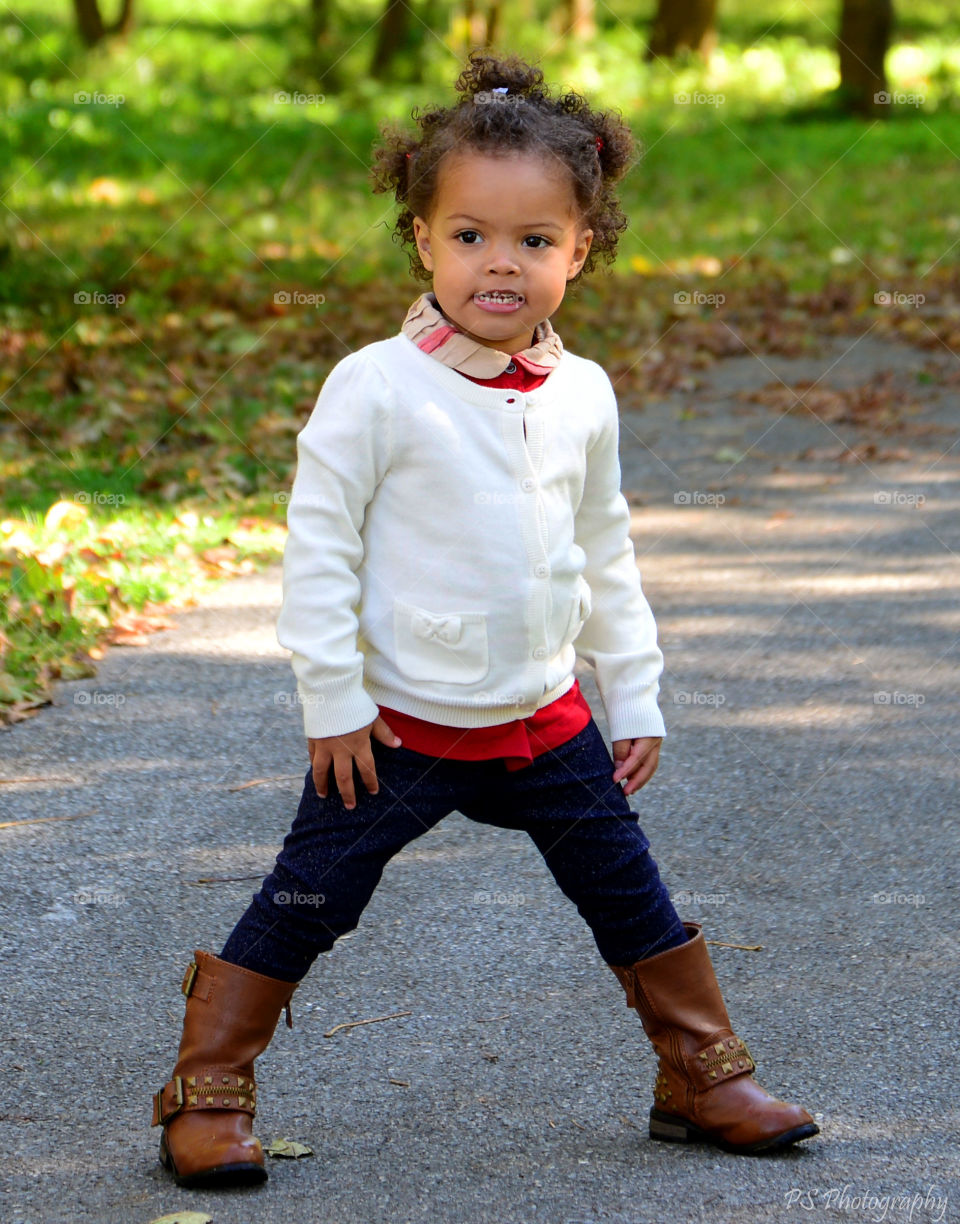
412;149;593;355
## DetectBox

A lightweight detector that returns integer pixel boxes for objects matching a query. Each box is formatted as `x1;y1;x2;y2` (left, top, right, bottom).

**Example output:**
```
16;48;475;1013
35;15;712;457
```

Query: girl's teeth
476;292;523;303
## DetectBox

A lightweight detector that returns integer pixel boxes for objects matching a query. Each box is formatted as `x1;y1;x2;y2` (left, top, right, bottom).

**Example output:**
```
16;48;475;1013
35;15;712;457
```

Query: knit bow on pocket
410;610;463;645
392;598;489;685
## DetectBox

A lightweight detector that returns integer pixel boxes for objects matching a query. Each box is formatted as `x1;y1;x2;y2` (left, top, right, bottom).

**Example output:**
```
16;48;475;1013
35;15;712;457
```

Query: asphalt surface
1;331;958;1224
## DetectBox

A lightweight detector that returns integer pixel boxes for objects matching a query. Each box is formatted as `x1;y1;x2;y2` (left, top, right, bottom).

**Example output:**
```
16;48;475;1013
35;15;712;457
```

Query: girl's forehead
433;148;579;213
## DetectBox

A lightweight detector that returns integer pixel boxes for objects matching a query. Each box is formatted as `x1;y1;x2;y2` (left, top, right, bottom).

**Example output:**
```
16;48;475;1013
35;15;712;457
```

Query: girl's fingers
312;755;331;799
613;746;645;781
615;740;661;793
353;746;380;797
333;756;358;809
622;753;660;795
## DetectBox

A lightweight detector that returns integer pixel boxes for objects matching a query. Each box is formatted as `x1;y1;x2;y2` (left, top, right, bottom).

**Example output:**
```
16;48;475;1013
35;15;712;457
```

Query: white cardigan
277;332;666;742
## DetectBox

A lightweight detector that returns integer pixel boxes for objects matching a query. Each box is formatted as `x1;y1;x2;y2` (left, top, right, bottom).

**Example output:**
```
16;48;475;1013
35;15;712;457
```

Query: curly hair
370;51;637;282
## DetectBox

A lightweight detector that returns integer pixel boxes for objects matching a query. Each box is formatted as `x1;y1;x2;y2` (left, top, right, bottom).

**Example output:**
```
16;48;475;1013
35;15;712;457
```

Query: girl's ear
567;228;594;281
412;216;434;272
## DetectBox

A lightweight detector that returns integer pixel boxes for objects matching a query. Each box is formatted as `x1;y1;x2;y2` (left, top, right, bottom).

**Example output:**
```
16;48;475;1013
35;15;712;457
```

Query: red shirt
376;359;593;770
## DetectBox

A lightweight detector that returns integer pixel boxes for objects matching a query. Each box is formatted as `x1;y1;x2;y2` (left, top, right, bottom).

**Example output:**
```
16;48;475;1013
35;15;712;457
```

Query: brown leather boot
609;922;818;1154
151;950;298;1187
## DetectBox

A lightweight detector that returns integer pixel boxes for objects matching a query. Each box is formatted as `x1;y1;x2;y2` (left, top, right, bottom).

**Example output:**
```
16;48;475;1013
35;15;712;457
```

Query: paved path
1;333;957;1224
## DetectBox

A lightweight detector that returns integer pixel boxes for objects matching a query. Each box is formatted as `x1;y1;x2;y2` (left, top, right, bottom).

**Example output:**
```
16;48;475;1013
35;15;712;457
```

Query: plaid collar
401;292;564;379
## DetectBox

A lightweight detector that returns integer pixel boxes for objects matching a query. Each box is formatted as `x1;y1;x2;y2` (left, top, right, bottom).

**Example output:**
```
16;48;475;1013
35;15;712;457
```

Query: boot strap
151;1070;257;1127
689;1036;755;1090
182;958;294;1028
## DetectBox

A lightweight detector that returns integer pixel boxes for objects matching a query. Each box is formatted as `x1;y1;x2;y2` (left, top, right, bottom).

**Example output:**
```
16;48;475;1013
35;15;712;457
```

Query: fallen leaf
44;500;88;532
265;1137;314;1159
147;1213;212;1224
105;609;176;646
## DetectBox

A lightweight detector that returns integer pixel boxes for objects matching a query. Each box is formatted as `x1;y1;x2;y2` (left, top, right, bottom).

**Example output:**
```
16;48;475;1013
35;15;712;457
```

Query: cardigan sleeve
572;375;667;742
275;351;394;738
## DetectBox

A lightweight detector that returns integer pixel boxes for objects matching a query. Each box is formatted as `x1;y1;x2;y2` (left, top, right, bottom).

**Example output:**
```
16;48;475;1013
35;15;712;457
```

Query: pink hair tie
595;136;604;153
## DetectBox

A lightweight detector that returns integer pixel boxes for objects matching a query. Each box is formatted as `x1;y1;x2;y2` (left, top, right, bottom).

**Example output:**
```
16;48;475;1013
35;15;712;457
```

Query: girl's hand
308;716;402;810
612;736;662;796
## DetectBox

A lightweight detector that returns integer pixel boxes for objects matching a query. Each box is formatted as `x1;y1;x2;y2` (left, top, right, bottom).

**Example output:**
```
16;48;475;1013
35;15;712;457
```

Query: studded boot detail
151;950;297;1187
609;923;818;1154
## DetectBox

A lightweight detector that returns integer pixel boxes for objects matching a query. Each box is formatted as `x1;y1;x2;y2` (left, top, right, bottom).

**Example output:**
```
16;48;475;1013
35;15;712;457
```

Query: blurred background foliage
1;0;958;719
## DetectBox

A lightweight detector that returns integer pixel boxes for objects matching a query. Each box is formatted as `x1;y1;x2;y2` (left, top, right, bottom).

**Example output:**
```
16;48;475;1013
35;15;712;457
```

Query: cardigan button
521;477;536;492
532;646;548;660
534;564;549;578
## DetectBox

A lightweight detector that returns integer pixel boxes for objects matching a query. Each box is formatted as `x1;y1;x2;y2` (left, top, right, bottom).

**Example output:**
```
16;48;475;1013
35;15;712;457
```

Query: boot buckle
151;1075;184;1127
181;961;198;998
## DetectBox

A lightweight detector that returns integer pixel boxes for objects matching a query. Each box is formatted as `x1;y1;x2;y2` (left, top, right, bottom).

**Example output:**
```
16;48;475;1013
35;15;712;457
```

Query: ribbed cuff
297;675;380;739
603;684;667;742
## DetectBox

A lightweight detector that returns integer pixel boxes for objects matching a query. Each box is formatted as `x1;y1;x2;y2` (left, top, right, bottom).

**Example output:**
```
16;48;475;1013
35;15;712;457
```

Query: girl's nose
486;246;521;275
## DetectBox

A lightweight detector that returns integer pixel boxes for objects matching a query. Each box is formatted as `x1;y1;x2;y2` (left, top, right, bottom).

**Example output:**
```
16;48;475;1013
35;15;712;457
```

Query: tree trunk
464;0;485;48
485;1;503;47
73;0;134;46
645;0;717;62
564;0;595;40
370;0;418;80
311;0;330;42
838;0;893;116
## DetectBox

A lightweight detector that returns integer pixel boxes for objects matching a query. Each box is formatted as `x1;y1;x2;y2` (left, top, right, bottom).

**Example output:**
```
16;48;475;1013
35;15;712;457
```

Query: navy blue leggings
221;718;686;982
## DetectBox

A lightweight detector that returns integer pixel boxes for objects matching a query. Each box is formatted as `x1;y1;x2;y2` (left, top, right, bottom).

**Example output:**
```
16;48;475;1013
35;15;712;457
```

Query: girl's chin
459;310;534;342
462;326;531;351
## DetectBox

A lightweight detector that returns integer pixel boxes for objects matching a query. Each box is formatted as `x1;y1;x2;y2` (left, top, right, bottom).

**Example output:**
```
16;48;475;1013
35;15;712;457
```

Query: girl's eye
523;235;551;249
456;230;482;244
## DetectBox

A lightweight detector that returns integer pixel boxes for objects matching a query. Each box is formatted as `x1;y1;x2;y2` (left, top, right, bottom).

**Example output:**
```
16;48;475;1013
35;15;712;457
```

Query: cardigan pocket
393;598;489;684
565;576;593;644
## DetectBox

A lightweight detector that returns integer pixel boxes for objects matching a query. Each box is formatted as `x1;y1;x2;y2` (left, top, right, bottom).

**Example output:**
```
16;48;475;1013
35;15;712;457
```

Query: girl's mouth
474;291;525;314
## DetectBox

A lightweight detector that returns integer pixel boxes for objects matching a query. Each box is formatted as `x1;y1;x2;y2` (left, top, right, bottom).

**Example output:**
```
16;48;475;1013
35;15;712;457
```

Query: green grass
1;0;959;718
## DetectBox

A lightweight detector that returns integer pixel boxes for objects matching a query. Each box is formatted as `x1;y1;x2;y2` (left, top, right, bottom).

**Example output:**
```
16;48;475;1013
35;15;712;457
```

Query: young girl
151;52;817;1187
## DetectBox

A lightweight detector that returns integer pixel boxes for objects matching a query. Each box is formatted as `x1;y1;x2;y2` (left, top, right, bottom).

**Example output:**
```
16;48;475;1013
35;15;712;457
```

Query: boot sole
159;1131;268;1188
649;1108;819;1155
